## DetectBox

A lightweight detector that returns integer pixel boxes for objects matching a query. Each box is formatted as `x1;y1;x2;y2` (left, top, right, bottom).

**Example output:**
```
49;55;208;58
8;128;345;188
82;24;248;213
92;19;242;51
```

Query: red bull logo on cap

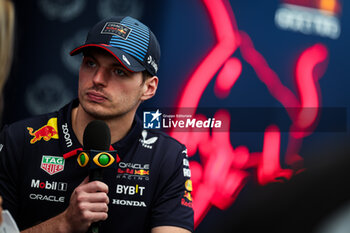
27;118;59;144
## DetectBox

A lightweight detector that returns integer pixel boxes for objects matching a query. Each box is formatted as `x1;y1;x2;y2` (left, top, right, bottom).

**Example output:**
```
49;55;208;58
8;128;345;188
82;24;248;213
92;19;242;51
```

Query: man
0;16;194;233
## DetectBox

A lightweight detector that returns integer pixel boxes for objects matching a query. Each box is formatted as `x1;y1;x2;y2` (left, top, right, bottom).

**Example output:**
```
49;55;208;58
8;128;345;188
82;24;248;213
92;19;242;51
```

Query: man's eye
86;60;96;68
114;69;126;76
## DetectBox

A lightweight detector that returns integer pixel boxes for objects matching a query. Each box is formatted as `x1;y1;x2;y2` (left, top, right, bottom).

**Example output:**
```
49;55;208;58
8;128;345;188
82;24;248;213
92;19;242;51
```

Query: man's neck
71;105;135;145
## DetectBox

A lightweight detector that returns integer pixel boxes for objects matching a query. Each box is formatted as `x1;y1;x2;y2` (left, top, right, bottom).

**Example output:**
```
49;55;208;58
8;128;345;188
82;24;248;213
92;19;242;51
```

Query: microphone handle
89;168;103;181
88;223;100;233
87;168;103;233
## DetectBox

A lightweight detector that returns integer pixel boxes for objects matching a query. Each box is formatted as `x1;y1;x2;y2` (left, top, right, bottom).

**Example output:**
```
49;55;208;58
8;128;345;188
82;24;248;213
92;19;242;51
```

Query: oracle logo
29;193;65;203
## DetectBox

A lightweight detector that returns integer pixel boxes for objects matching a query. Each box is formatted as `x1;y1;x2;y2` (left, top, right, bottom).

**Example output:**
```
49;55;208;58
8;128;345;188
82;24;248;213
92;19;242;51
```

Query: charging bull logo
134;169;149;176
27;118;59;144
170;0;330;227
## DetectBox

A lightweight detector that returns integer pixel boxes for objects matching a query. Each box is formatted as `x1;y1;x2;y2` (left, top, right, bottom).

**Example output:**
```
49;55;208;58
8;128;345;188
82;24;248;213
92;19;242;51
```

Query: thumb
79;176;90;186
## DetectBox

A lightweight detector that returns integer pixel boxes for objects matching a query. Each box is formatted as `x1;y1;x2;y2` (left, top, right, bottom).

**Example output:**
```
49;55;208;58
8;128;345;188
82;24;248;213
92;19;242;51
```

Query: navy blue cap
70;16;160;76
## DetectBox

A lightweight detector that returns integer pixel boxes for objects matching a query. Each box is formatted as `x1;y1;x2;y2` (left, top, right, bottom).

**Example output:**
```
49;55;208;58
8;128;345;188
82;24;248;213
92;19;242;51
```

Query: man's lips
86;91;107;102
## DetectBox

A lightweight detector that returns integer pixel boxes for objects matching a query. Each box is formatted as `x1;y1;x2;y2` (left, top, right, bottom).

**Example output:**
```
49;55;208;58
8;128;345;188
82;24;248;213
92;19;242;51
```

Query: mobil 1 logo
31;179;67;191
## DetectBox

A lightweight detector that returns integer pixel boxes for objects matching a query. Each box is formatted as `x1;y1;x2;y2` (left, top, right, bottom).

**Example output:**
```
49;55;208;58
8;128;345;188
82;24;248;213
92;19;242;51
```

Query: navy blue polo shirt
0;99;194;232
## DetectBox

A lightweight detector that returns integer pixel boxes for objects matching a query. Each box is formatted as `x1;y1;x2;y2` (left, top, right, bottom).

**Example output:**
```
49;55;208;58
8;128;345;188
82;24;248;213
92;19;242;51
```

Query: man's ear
141;76;158;101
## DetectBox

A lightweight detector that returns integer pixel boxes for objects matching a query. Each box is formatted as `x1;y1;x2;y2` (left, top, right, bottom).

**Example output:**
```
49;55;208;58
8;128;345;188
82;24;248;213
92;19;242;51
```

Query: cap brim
70;44;145;73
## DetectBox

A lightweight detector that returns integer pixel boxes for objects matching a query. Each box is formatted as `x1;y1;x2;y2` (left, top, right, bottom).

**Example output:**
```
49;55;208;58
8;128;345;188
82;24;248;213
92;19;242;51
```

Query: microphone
83;120;111;181
83;120;111;233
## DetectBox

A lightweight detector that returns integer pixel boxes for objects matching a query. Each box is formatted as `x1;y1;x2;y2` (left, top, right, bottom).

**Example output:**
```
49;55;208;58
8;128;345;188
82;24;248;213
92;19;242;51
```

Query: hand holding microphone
64;177;109;233
64;120;114;233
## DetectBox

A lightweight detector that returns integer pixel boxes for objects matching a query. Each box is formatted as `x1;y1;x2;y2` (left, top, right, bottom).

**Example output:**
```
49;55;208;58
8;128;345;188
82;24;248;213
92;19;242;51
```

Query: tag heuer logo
41;155;65;175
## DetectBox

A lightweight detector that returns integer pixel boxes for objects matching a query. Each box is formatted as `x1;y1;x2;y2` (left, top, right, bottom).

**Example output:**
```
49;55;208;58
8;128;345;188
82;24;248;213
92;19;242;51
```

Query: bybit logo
116;184;145;196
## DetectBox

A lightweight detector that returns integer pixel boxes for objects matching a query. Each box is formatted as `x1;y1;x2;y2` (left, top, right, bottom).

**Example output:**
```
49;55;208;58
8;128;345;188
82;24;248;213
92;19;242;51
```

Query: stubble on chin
80;101;115;120
80;98;132;121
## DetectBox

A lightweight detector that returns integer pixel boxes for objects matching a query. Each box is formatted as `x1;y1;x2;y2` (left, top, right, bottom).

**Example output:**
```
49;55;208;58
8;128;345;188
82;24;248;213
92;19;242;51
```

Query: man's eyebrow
111;62;125;68
107;58;126;68
83;52;126;68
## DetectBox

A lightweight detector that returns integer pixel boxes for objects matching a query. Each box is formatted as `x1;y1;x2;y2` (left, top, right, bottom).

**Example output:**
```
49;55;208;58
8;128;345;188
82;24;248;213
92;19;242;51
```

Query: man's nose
92;68;108;86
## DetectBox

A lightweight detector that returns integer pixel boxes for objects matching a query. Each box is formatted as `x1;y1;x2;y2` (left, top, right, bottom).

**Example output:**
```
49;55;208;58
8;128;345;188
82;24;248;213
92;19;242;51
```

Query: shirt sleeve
151;144;194;232
0;124;22;221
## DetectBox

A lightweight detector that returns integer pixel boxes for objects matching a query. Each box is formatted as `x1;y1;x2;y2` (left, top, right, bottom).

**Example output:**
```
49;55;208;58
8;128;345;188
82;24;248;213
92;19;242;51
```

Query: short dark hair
142;70;153;83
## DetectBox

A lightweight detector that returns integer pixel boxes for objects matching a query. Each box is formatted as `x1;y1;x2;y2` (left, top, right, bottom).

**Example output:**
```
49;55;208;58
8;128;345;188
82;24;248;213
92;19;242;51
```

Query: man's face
78;48;145;120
